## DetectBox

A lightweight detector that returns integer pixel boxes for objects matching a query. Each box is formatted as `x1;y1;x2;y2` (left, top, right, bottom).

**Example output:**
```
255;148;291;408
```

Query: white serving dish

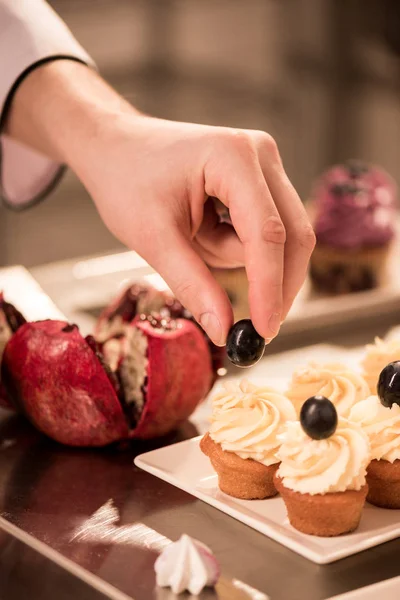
327;576;400;599
135;436;400;566
136;340;400;566
0;266;65;321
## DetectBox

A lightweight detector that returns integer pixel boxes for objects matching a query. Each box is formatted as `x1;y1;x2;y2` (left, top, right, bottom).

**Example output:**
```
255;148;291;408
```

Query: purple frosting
313;162;397;250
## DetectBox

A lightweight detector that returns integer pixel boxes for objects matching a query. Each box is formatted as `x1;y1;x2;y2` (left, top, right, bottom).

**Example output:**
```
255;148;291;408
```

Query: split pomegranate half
2;314;213;446
96;282;225;381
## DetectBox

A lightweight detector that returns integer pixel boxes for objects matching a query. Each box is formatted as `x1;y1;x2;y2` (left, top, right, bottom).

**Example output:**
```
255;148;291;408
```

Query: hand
75;116;316;346
5;62;316;346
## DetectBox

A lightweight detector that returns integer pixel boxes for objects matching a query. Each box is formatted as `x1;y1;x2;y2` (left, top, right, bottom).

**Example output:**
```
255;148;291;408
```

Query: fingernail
268;312;281;337
200;312;223;346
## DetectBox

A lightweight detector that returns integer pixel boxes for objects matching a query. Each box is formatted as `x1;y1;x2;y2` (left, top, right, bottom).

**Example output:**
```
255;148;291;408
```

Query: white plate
327;576;400;599
0;266;65;321
135;436;400;565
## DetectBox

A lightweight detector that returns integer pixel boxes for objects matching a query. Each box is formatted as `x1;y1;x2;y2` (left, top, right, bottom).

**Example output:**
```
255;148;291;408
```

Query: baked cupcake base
274;474;368;537
366;458;400;509
310;243;389;294
200;433;278;500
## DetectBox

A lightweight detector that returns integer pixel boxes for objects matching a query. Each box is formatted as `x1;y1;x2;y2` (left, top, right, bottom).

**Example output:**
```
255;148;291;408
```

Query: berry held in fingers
226;319;265;368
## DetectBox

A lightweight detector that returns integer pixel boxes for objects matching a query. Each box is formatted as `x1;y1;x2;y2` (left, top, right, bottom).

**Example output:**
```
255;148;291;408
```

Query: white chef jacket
0;0;93;209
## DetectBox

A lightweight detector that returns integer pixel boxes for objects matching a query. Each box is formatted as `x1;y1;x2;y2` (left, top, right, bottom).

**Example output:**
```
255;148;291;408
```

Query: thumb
143;228;233;346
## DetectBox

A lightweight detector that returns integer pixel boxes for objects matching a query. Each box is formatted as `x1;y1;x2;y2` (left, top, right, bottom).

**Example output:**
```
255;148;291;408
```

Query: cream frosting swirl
287;362;369;417
349;395;400;462
362;337;400;394
209;379;296;466
277;418;370;495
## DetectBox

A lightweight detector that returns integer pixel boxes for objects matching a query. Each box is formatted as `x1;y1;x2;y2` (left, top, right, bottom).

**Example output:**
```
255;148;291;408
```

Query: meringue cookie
155;534;220;595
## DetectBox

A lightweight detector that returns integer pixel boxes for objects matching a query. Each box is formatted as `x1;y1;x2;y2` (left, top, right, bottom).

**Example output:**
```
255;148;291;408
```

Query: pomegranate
2;315;213;446
103;314;213;439
96;282;225;381
0;292;26;409
95;283;173;342
2;321;128;445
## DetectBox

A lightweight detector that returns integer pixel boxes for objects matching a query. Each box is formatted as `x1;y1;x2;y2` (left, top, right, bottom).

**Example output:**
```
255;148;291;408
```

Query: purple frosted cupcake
310;160;397;294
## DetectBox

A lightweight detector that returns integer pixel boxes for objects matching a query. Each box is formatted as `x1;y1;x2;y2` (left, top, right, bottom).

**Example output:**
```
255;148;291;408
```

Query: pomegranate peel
103;314;213;440
2;320;128;446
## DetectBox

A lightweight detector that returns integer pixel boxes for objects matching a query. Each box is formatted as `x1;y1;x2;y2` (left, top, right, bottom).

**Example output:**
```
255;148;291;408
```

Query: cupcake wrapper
200;433;278;500
310;243;390;294
367;459;400;509
274;474;368;537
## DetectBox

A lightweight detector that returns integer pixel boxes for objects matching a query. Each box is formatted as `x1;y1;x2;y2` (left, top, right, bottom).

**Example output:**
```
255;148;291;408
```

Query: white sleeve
0;0;95;209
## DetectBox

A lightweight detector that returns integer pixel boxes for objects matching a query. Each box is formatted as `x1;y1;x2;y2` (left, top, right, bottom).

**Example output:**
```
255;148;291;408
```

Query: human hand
72;115;315;345
5;62;315;346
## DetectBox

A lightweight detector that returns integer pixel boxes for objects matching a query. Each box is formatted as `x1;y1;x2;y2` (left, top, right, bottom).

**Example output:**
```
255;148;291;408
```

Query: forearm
4;60;139;166
0;0;99;207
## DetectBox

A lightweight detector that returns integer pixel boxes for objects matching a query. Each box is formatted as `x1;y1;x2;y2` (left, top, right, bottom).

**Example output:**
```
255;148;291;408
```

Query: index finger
254;137;316;319
205;149;285;340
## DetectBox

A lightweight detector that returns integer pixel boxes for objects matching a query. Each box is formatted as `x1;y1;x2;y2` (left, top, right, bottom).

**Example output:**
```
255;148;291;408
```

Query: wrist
4;60;141;166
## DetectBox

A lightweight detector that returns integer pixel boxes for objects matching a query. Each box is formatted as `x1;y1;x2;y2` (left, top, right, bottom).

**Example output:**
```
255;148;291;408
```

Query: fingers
142;225;233;346
240;212;285;341
254;133;315;318
195;199;244;268
193;232;243;269
271;177;315;318
204;134;285;340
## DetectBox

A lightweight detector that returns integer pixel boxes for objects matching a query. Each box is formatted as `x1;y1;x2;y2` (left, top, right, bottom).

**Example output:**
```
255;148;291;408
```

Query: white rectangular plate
135;436;400;565
0;265;65;321
328;576;400;599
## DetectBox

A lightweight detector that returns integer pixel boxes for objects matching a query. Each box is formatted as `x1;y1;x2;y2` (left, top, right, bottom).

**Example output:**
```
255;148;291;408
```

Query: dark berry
330;182;359;197
300;396;338;440
346;159;369;179
226;319;265;368
377;361;400;408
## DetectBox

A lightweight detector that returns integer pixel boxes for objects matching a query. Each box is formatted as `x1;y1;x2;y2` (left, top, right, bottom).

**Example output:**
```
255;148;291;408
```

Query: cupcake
310;160;396;294
286;362;369;418
275;396;370;536
350;395;400;509
361;337;400;395
200;379;296;500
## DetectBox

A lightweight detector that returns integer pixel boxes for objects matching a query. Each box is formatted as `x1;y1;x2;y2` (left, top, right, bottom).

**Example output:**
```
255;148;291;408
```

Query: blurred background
1;0;400;268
